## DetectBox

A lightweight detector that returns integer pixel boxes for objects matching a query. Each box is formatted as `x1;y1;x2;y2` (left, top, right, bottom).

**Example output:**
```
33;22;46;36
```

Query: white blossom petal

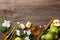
27;30;31;35
25;36;30;40
2;21;11;28
24;30;26;34
16;30;20;36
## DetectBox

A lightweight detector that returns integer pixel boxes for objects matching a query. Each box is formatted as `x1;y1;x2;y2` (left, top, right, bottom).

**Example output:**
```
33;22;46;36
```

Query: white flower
39;26;42;28
26;21;32;28
53;19;60;26
16;30;20;36
23;30;26;34
2;20;11;28
27;30;31;35
17;22;20;24
20;23;25;29
25;36;30;40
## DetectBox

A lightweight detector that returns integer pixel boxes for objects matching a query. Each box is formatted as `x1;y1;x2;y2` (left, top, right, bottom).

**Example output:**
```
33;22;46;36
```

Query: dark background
0;0;60;40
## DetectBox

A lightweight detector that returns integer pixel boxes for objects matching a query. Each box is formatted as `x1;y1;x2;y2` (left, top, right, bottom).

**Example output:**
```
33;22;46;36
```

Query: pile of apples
41;19;60;40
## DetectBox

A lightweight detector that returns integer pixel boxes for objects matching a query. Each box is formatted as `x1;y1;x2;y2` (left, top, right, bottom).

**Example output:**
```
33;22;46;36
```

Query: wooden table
0;0;60;40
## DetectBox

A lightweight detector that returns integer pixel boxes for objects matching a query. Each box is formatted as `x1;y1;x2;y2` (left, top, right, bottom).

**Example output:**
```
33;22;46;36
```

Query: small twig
3;25;17;40
44;18;54;30
9;28;17;40
37;18;54;40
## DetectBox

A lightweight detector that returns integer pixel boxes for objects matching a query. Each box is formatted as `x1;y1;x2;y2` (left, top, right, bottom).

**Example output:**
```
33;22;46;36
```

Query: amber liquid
31;26;41;36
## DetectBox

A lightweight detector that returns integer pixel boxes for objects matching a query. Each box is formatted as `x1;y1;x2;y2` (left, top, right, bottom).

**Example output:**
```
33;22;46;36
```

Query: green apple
50;27;58;34
15;37;22;40
45;33;53;40
41;35;45;40
50;23;55;28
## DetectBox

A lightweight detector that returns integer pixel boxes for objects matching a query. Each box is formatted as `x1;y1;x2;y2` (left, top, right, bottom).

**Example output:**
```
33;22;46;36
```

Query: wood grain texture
0;0;60;40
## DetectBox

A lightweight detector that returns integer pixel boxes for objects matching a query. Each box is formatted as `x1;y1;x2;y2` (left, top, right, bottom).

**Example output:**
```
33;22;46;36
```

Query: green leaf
29;34;34;40
0;27;7;33
43;30;49;35
20;31;24;36
2;16;6;23
20;31;29;38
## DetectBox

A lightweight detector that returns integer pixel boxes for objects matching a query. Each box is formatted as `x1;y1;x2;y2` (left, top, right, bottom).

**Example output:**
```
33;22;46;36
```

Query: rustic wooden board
0;0;60;40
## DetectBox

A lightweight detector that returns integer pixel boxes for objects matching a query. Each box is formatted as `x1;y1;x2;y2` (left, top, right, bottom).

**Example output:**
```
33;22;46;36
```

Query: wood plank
0;0;60;40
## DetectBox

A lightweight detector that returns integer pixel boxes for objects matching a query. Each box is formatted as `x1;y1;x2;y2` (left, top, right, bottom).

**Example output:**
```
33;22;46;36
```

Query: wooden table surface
0;0;60;40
